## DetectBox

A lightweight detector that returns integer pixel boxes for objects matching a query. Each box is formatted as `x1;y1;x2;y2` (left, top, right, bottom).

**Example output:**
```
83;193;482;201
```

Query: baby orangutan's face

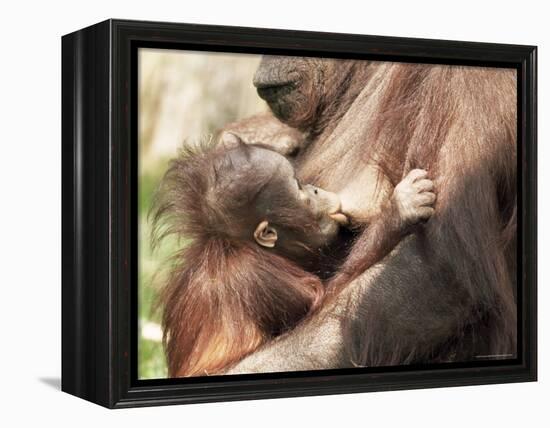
249;146;348;253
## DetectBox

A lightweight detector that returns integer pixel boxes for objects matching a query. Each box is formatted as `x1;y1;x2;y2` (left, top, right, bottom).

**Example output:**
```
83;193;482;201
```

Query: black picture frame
61;19;537;409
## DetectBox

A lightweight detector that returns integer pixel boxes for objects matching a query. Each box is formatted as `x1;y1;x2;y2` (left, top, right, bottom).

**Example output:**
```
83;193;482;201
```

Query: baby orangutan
152;136;436;377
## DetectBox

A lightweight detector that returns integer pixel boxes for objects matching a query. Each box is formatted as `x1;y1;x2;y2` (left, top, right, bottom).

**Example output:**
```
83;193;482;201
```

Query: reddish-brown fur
158;240;323;377
153;58;517;376
152;139;417;376
152;142;324;377
225;59;517;370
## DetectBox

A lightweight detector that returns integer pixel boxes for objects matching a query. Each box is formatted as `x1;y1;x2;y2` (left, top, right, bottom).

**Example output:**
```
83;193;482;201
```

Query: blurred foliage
138;170;170;379
138;49;266;379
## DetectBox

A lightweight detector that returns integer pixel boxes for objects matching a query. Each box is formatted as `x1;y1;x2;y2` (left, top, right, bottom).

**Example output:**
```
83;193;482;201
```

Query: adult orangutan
222;57;517;372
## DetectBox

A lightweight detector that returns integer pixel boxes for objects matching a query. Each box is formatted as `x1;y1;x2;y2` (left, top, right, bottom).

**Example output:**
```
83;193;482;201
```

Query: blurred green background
138;48;267;379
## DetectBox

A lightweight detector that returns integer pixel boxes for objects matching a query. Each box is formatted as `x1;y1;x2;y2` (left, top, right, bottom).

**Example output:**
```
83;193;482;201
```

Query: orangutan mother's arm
227;235;469;374
226;281;351;374
220;112;308;157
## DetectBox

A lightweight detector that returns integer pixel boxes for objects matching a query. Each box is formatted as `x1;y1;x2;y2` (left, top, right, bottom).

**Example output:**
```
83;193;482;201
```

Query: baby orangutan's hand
392;169;436;226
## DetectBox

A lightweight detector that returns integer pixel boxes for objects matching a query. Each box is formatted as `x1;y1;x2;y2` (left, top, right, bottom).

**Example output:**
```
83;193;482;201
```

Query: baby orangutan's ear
253;220;278;248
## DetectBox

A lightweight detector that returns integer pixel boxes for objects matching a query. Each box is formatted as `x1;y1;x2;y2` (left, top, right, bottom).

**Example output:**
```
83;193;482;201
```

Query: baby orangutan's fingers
403;169;428;185
416;206;435;220
413;179;434;192
416;192;436;206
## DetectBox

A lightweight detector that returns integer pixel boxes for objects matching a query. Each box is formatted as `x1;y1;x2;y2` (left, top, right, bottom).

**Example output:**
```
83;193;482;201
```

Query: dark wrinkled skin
226;57;517;373
253;57;367;136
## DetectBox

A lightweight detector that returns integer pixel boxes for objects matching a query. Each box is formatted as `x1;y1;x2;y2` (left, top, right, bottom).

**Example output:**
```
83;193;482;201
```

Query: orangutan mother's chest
295;145;394;223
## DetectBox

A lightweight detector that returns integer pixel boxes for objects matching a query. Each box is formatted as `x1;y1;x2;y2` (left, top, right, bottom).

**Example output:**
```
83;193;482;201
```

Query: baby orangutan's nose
305;185;349;225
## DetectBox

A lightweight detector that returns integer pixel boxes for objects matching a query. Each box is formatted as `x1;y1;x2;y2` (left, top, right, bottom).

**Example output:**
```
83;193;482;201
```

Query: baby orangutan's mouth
329;212;349;226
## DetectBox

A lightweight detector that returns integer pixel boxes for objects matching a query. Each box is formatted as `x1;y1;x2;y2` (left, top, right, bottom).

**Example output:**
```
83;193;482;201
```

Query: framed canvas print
61;19;537;408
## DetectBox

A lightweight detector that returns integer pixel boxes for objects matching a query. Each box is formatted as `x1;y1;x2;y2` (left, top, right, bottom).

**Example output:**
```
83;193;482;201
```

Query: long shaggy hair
295;62;517;364
151;140;324;377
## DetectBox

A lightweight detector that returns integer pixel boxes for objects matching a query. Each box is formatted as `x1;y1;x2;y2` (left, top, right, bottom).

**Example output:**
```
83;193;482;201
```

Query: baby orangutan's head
152;136;347;376
154;136;347;267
